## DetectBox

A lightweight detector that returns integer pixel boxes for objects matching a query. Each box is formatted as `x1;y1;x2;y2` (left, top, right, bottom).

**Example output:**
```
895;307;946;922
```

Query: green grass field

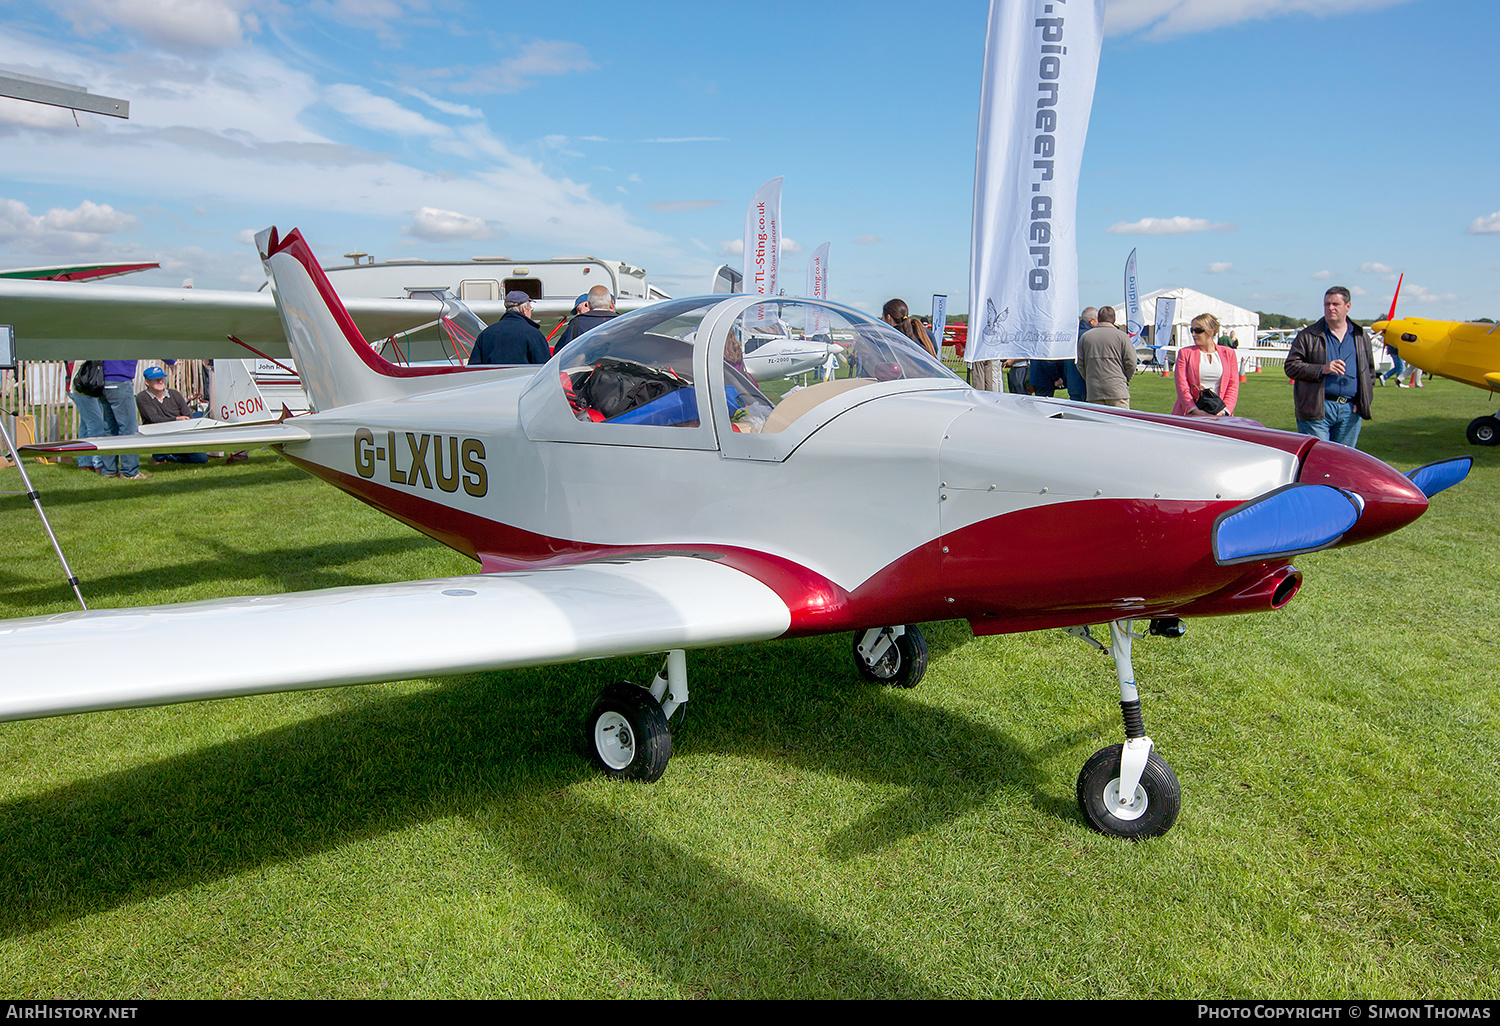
1;372;1497;999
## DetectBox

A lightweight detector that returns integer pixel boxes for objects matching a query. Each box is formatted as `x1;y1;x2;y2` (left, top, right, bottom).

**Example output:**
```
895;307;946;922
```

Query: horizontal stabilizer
20;421;311;455
0;556;791;722
1212;484;1361;565
1406;456;1472;498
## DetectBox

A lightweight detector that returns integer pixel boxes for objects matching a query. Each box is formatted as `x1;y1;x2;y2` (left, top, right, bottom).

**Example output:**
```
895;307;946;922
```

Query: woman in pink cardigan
1172;313;1239;416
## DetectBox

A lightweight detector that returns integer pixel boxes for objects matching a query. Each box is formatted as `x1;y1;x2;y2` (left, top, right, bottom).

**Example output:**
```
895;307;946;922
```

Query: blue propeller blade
1212;484;1362;565
1406;457;1472;498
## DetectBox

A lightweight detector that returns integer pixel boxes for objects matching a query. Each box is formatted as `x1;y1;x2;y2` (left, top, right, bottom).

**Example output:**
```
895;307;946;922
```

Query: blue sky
0;0;1495;322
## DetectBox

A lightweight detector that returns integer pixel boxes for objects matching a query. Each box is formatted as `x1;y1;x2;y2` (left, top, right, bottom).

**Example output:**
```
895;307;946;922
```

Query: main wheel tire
852;625;928;688
1466;416;1500;446
584;681;672;782
1076;744;1181;839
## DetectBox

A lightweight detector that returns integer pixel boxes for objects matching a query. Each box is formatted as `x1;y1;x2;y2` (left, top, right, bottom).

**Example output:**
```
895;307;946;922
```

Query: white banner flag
1124;248;1143;344
807;242;831;334
967;0;1106;364
743;177;782;328
1153;294;1177;364
931;294;948;351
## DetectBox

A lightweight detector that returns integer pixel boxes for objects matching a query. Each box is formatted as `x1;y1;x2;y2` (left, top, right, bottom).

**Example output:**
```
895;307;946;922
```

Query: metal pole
0;414;86;610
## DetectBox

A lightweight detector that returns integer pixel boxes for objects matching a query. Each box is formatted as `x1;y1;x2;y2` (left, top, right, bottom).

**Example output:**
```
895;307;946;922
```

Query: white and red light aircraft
1;227;1471;839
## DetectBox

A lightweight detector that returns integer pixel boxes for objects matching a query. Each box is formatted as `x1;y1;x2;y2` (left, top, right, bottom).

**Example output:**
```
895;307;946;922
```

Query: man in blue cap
468;290;550;365
136;366;208;464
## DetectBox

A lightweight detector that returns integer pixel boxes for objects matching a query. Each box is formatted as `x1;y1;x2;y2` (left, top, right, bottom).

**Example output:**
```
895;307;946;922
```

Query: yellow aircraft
1372;275;1500;445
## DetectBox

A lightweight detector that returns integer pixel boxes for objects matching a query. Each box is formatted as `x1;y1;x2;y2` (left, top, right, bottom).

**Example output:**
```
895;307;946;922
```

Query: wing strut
0;415;86;610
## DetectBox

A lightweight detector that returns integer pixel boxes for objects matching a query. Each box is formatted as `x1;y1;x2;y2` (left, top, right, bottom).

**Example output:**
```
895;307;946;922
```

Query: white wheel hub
1103;777;1148;821
594;711;636;770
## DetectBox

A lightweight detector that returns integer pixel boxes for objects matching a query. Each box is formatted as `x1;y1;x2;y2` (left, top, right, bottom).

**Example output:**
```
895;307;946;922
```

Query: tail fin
1383;272;1403;323
209;359;274;423
255;227;470;412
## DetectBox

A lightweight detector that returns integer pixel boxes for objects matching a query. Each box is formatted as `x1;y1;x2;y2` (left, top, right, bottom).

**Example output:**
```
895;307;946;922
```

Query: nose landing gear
1068;620;1183;839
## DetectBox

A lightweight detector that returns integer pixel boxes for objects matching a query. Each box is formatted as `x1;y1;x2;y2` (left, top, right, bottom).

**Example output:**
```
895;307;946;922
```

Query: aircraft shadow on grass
0;632;1067;993
0;535;439;611
1;461;301;510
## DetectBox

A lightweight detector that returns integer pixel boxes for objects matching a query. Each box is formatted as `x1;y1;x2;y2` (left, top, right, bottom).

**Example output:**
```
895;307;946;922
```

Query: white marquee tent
1122;286;1260;357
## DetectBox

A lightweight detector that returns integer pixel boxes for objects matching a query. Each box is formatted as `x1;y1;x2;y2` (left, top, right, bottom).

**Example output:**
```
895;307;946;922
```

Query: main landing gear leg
851;625;929;688
1068;620;1182;839
584;649;688;782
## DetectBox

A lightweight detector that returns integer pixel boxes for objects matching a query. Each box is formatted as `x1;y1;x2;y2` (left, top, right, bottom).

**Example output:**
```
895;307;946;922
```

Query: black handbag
1195;387;1226;415
72;361;105;398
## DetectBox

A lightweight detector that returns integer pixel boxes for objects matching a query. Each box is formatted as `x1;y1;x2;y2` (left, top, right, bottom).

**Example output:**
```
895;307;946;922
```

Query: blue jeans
69;391;106;470
98;380;141;476
1297;398;1363;448
1380;352;1405;382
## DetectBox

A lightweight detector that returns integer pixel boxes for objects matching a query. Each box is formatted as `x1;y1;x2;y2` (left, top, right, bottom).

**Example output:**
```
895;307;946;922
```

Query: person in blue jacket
469;291;550;365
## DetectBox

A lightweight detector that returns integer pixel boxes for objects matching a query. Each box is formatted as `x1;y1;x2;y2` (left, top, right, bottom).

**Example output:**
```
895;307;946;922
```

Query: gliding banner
931;294;948;352
743;177;782;328
1153;295;1177;365
1124;248;1143;344
968;0;1106;365
807;242;830;335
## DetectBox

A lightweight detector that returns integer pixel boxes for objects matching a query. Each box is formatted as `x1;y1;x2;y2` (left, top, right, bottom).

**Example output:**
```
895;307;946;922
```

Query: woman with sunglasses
1171;313;1239;416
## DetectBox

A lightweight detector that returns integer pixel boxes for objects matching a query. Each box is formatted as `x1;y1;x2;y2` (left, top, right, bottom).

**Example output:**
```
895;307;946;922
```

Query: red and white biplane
1;227;1471;838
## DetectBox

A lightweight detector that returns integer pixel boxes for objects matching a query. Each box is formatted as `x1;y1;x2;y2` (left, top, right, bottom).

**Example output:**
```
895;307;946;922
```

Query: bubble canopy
520;295;964;457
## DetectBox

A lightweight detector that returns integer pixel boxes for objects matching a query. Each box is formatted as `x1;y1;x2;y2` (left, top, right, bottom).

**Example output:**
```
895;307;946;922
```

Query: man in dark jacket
469;291;550;365
136;366;208;464
554;286;619;349
1284;286;1374;448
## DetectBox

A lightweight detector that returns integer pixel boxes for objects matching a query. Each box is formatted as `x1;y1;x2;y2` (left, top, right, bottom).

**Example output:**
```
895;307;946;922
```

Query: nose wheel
1077;743;1181;839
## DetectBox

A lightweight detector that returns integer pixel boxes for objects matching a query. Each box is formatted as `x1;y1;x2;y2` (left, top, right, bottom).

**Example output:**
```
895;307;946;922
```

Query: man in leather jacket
1284;286;1374;448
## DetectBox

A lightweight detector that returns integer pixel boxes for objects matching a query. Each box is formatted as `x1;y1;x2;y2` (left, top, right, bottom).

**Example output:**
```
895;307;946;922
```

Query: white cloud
1207;262;1233;273
0;95;89;130
0;197;136;253
782;238;803;254
403;88;483;120
450;40;596;94
1349;284;1369;296
1106;216;1235;234
0;34;668;270
61;0;259;51
401;206;492;242
1360;261;1393;273
1311;270;1334;279
719;239;744;256
1466;212;1500;235
325;84;450;138
1106;0;1415;40
235;228;257;246
1406;283;1461;304
853;235;883;245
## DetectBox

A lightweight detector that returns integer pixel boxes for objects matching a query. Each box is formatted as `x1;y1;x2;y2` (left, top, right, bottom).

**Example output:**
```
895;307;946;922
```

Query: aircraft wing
21;421;311;454
0;556;792;722
0;279;658;361
0;278;447;360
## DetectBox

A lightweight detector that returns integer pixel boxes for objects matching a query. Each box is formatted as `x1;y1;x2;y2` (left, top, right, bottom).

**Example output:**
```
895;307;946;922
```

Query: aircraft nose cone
1298;441;1428;543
